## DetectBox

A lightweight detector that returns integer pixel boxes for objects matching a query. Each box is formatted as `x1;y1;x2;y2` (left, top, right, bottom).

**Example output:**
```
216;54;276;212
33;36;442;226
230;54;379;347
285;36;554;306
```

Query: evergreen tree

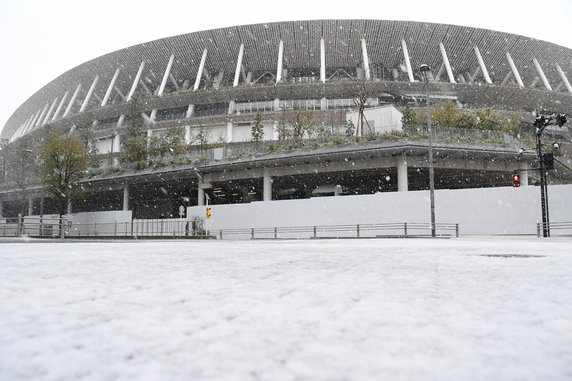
432;100;459;127
251;113;264;142
401;106;417;125
40;128;89;215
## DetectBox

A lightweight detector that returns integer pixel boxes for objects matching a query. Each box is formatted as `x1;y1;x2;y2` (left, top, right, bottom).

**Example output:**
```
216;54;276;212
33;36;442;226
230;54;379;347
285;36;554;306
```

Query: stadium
1;19;571;235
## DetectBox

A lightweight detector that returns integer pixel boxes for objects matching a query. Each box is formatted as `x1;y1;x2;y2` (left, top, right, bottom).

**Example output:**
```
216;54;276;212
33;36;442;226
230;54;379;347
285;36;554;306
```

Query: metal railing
536;222;572;237
0;216;66;238
0;218;459;240
213;222;459;240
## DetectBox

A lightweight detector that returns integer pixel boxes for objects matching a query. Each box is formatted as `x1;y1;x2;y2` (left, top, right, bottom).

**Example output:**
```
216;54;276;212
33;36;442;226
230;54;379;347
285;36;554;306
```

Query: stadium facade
1;20;572;220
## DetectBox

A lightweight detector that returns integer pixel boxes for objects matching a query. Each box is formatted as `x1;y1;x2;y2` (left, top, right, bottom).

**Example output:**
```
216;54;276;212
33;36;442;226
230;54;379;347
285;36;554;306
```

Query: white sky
1;0;571;135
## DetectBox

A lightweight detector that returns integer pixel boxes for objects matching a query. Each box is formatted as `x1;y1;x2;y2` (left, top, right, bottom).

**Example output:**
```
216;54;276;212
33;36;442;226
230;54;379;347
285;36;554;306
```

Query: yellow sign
206;207;211;219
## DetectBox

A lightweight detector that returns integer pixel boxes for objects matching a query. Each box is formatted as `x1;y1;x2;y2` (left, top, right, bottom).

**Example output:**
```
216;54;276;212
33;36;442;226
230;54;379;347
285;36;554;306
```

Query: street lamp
419;64;436;237
533;112;567;237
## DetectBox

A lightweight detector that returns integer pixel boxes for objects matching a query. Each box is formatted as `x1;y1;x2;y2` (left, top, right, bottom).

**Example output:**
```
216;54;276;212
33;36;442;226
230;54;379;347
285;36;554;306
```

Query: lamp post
419;64;436;237
533;112;567;237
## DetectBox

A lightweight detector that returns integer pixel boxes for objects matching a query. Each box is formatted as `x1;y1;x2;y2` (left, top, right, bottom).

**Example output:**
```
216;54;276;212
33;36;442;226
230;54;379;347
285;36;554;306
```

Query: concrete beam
555;63;572;93
80;75;100;113
233;44;244;87
276;40;284;83
505;52;524;88
532;58;552;91
474;46;492;84
194;49;208;91
101;68;121;106
401;39;415;82
320;38;326;83
63;84;80;118
361;38;371;81
52;91;69;121
439;43;456;84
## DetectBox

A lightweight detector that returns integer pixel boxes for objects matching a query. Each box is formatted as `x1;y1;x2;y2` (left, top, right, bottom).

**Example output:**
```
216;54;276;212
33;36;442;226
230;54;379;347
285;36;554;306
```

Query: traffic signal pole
536;130;550;237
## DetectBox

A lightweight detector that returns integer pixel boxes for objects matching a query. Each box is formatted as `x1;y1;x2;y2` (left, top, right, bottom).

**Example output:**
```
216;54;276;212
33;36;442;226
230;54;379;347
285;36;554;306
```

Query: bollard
16;214;22;237
455;224;459;238
251;228;254;239
404;222;408;237
219;230;223;240
59;215;65;240
356;224;360;238
313;226;317;239
274;227;277;239
536;223;541;238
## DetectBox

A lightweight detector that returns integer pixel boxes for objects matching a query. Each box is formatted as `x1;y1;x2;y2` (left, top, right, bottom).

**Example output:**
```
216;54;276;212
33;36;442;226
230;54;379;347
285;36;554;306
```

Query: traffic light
512;173;520;187
206;207;211;219
555;113;567;127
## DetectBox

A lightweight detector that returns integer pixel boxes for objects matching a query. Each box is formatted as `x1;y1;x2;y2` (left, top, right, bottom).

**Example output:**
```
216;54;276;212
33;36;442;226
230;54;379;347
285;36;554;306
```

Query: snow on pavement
0;237;571;381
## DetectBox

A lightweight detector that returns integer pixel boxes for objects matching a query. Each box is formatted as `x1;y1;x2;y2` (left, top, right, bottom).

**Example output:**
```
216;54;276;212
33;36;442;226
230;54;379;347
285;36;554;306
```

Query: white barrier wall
188;185;572;235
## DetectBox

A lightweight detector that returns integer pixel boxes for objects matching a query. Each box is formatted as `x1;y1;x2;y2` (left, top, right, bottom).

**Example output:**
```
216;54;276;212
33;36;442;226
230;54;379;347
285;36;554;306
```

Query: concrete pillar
474;46;492;84
555;64;572;93
194;49;208;91
361;38;371;81
43;97;59;125
233;44;244;87
101;68;121;106
127;61;146;101
185;104;194;119
320;38;326;83
276;40;284;83
520;163;529;186
401;39;415;82
123;184;129;211
397;156;408;192
505;52;524;88
263;169;272;201
273;98;280;111
158;54;175;97
36;103;50;127
320;97;327;110
198;188;205;206
184;125;191;145
439;43;456;84
28;198;34;216
63;83;82;118
52;91;69;121
80;75;100;112
532;58;552;91
226;122;233;143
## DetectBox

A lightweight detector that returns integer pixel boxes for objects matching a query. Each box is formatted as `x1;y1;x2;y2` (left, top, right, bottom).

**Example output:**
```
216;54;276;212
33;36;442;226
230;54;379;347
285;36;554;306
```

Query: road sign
179;205;185;217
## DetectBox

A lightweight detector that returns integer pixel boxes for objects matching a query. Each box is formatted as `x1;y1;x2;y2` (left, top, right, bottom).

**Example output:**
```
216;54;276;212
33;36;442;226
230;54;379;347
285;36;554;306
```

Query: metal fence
536;222;572;237
0;217;459;240
212;222;459;240
0;216;65;238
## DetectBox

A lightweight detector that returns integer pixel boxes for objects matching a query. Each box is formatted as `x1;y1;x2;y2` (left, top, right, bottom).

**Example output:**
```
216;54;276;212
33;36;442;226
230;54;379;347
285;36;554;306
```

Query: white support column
194;49;207;91
22;109;41;136
67;200;72;215
80;75;99;112
226;122;233;143
520;163;529;187
263;168;272;201
532;58;552;91
439;42;456;84
52;91;68;122
474;46;492;84
123;184;129;211
198;188;205;206
276;40;284;83
320;38;326;83
361;38;371;81
113;133;121;153
157;54;175;97
184;125;191;144
401;39;415;82
397;156;408;192
42;97;59;125
556;64;572;93
185;104;194;119
505;52;524;88
127;61;146;101
150;54;175;122
62;85;81;118
101;68;120;106
36;103;50;127
233;44;244;87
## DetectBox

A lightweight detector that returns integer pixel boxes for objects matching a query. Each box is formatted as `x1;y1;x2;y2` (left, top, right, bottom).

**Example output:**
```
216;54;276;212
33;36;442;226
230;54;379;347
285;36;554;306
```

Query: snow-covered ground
1;237;571;381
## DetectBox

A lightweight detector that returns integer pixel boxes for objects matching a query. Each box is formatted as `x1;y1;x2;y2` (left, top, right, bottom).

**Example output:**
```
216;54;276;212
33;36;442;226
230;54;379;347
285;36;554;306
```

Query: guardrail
536;222;572;237
213;222;459;240
0;217;458;240
0;216;66;238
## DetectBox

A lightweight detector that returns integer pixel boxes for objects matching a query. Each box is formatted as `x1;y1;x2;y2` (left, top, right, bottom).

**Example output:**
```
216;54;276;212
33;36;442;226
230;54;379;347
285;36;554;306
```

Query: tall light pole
533;112;567;237
419;64;436;237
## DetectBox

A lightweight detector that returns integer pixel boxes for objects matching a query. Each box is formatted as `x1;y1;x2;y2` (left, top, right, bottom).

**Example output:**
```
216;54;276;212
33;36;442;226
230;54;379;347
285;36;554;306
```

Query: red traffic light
512;173;521;187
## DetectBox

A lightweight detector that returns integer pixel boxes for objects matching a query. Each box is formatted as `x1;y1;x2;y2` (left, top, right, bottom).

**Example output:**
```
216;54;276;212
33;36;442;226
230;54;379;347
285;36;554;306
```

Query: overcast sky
1;0;571;135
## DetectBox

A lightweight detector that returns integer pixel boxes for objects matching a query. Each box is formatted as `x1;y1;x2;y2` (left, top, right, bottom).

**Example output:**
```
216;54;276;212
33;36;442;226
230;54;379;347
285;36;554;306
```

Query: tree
284;110;315;140
1;137;39;214
455;112;478;129
149;126;187;157
432;99;459;127
401;105;417;125
251;113;264;142
40;128;89;215
124;135;148;164
345;120;356;138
